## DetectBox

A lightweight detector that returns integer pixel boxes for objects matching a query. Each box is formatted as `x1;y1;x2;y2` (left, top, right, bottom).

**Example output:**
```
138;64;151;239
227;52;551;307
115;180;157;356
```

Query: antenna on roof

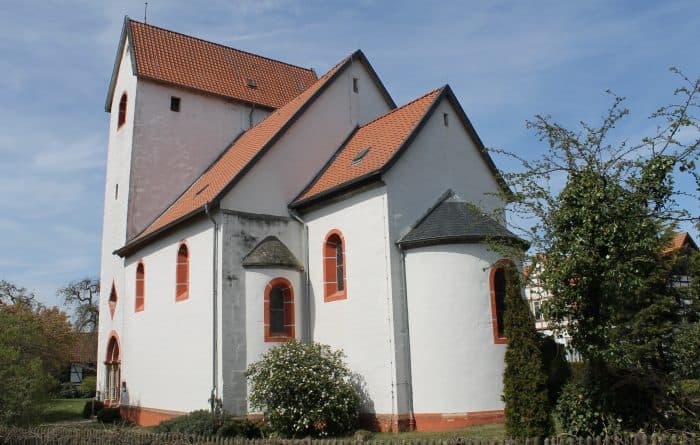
144;1;148;23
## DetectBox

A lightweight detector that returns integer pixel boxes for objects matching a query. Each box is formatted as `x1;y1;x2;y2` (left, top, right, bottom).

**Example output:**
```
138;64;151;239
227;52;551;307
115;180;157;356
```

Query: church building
97;17;522;431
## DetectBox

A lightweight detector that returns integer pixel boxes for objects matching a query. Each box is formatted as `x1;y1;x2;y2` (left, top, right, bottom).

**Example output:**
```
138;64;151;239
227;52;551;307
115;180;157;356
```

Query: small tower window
352;77;359;93
443;113;449;127
108;282;118;319
489;259;515;344
170;96;181;112
135;261;145;312
118;93;127;129
115;184;119;200
176;243;189;301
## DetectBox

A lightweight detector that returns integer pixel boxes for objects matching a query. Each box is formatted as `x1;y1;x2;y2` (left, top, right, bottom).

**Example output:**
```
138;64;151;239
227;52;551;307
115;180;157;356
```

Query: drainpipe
288;208;310;343
205;203;219;407
398;246;415;430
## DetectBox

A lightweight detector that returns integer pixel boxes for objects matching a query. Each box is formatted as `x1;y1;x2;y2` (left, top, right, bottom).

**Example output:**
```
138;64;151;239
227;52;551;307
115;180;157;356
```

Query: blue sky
1;0;698;308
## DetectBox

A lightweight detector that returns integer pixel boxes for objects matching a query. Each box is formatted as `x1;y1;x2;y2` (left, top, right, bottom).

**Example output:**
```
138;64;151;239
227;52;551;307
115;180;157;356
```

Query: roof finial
144;1;148;23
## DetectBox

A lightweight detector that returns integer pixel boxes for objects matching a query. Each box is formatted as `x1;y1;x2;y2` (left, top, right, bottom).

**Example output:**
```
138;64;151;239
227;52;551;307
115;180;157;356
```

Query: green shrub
79;376;97;398
96;407;121;424
538;335;571;408
154;410;217;435
246;341;361;437
502;266;552;438
217;418;265;438
81;400;104;419
555;381;620;436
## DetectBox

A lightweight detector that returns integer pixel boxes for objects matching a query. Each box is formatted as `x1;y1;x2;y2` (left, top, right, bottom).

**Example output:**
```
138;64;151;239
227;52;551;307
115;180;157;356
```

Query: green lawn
375;423;506;440
41;398;91;423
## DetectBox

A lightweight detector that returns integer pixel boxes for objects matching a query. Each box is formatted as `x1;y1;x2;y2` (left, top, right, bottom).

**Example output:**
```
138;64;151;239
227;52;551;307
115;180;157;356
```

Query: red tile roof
664;231;698;253
117;53;356;255
112;19;317;110
293;87;444;205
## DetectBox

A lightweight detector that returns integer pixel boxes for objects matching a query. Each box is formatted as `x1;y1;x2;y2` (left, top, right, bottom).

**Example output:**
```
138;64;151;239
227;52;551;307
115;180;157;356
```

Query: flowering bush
245;341;361;437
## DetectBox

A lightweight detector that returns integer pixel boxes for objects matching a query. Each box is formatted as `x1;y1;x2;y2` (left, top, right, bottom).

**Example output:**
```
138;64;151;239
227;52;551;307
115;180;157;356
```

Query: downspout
205;203;219;408
289;208;310;343
398;246;415;430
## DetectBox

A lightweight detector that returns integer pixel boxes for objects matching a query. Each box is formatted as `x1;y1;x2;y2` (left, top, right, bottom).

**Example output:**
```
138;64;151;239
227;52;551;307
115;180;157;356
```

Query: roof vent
351;147;371;165
195;184;210;196
246;78;257;89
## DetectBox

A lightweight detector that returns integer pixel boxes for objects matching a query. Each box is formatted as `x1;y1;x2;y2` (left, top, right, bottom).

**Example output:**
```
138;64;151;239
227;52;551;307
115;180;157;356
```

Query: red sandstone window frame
118;93;127;129
108;282;118;319
489;259;514;344
176;242;189;301
104;332;121;406
135;261;145;312
323;229;347;302
264;277;295;342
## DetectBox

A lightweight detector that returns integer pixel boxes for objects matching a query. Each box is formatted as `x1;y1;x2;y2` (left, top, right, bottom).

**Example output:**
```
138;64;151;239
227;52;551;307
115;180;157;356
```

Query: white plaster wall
220;61;392;215
382;96;509;415
97;38;138;396
119;218;215;413
305;186;396;414
129;80;269;237
244;268;302;411
404;244;506;413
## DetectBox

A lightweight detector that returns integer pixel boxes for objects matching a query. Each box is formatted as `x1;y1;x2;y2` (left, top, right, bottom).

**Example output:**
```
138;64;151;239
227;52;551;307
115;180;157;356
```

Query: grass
375;423;506;440
41;398;92;423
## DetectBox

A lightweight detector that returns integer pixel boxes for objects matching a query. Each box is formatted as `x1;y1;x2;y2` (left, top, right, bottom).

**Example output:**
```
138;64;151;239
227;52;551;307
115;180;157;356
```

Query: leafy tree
0;306;54;424
58;278;99;333
502;265;552;438
491;69;700;432
0;280;37;308
245;341;361;437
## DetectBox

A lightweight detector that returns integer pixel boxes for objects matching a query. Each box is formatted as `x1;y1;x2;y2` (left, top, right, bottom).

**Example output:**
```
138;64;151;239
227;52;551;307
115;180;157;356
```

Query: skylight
246;78;257;89
351;147;371;165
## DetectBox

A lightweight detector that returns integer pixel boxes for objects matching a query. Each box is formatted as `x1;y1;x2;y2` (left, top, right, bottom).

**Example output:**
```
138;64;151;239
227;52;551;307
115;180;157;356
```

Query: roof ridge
359;85;445;128
127;17;316;75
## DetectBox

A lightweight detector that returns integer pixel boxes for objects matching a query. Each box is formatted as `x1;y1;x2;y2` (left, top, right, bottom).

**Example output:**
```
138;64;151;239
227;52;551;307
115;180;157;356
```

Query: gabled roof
116;50;393;257
664;231;698;253
105;17;318;112
291;85;511;209
242;236;303;271
397;190;524;249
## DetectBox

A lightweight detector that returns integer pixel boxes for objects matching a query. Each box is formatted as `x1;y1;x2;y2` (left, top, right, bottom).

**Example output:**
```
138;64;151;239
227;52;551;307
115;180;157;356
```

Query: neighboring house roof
70;332;98;364
291;85;511;209
116;50;394;257
665;231;698;253
242;236;303;271
105;17;318;111
397;190;524;249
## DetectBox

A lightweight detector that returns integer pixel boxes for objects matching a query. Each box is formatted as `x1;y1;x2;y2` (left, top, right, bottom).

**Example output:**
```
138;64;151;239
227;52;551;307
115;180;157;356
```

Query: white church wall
128;79;270;238
119;217;215;414
97;38;139;398
404;244;506;414
220;60;392;216
304;186;396;415
381;96;509;417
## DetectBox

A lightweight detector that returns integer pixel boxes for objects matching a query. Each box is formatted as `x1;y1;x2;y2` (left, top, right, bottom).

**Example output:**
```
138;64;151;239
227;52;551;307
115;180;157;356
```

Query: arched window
264;278;294;342
489;260;514;344
108;282;118;319
176;243;189;301
118;93;127;129
105;334;121;405
323;230;347;302
135;262;145;312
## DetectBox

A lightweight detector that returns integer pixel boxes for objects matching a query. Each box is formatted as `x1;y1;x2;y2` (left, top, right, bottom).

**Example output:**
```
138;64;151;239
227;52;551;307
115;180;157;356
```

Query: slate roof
106;17;317;111
116;51;370;256
397;190;523;248
242;236;303;271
